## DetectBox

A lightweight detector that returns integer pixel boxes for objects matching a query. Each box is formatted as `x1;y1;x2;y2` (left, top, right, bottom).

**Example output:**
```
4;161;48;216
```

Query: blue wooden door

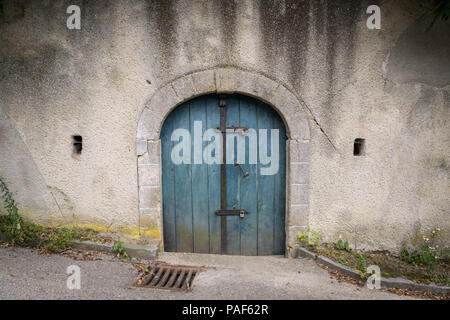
161;94;286;255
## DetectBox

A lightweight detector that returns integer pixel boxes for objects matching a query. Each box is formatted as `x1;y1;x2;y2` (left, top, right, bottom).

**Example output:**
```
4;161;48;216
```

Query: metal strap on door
216;95;249;254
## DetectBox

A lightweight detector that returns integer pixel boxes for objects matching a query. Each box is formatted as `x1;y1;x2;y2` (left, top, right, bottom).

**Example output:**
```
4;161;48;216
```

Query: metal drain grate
134;264;202;291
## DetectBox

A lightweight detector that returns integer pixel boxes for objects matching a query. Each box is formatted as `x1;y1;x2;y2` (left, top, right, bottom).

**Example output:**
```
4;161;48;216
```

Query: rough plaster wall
0;0;151;227
305;0;449;251
0;103;56;218
0;0;448;251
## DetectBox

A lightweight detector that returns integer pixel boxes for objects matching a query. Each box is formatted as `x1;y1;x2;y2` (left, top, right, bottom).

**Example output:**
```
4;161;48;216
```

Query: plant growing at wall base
298;228;321;247
357;254;367;273
401;227;442;271
0;175;19;216
112;237;130;261
436;272;449;286
0;175;22;244
0;174;75;252
336;239;351;252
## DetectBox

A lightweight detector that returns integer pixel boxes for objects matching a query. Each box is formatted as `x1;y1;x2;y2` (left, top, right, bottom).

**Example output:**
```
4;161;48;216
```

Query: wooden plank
172;103;194;252
273;109;287;255
238;96;258;256
225;96;241;255
161;114;176;252
219;97;227;254
206;95;221;254
257;103;275;255
190;97;209;253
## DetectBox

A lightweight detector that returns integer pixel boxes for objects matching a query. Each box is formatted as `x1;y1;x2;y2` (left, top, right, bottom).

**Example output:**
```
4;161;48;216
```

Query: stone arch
136;67;311;254
137;68;310;141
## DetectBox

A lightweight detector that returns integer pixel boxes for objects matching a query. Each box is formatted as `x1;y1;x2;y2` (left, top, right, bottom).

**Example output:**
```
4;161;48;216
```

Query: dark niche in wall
353;138;365;156
73;135;82;155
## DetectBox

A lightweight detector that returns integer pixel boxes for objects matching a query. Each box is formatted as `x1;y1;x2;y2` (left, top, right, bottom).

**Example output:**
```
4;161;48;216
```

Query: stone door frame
136;67;311;254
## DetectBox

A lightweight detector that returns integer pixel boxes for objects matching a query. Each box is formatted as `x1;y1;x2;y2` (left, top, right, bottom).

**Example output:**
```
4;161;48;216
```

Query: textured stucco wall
0;0;448;252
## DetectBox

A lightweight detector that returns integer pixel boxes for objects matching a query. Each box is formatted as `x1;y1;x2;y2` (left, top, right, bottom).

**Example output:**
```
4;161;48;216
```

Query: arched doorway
160;94;287;255
136;67;311;257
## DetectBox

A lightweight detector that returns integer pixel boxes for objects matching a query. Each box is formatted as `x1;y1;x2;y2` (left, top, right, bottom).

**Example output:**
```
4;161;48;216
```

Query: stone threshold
291;247;450;295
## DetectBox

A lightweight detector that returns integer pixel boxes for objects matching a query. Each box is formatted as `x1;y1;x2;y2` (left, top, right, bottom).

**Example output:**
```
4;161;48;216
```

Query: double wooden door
161;94;286;255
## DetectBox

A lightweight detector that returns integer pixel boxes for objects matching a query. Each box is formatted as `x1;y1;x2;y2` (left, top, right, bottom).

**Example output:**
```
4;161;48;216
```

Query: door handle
234;163;249;178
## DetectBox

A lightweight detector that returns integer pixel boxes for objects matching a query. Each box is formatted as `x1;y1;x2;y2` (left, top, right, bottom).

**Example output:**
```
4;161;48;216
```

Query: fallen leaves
59;249;103;261
0;241;11;248
131;262;149;274
319;263;365;287
382;287;449;301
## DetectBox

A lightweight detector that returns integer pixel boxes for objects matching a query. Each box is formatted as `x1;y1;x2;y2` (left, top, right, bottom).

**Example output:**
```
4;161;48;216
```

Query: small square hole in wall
353;138;365;156
73;135;82;155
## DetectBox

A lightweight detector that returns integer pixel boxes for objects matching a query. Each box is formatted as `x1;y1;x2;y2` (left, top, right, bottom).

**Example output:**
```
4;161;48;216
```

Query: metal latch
215;209;248;218
234;163;249;178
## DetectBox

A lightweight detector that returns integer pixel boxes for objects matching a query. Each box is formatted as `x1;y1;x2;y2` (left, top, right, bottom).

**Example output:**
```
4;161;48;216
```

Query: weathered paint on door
161;94;286;255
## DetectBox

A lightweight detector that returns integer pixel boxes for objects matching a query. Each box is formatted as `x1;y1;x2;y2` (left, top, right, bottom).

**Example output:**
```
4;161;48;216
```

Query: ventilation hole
73;135;82;155
353;138;365;156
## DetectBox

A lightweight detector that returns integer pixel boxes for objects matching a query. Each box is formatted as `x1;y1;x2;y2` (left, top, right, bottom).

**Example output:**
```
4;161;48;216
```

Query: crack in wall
312;117;339;153
288;89;340;154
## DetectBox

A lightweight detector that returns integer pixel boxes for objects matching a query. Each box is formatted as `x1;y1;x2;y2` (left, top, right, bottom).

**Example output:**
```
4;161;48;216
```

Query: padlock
239;210;245;218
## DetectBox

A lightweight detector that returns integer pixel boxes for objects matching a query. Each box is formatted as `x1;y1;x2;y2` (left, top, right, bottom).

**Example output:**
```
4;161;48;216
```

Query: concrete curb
121;242;159;260
293;247;450;295
295;247;317;260
316;255;364;280
0;231;160;260
71;240;159;260
71;240;114;253
379;277;450;295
